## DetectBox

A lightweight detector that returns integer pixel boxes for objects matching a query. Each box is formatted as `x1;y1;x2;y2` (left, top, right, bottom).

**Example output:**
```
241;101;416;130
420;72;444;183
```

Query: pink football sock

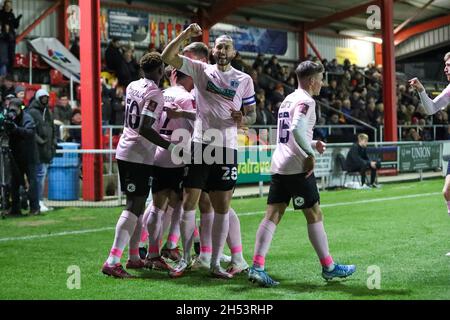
227;208;244;264
307;221;334;269
106;210;138;266
211;212;230;268
166;202;182;249
147;206;165;258
199;211;214;261
180;209;196;262
252;218;276;270
128;214;143;261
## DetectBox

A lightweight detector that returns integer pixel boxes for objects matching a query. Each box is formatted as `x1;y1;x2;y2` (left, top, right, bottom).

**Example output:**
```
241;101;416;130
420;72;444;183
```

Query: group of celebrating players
100;22;450;287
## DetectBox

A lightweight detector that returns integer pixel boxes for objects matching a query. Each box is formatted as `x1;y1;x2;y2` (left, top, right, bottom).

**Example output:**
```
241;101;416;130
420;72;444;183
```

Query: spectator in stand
231;51;247;72
0;23;12;76
1;74;14;100
110;85;125;131
105;37;123;73
101;80;113;126
28;89;56;213
53;92;72;125
252;53;265;70
367;101;380;127
268;83;285;108
397;104;408;125
14;84;24;101
265;55;283;80
67;108;81;144
341;99;352;122
255;89;276;126
116;46;139;87
249;69;261;93
0;0;22;73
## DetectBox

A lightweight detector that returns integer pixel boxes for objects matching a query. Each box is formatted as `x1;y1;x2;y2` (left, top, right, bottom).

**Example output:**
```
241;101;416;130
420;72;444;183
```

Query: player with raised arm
162;24;256;279
409;52;450;217
248;61;356;287
101;53;177;278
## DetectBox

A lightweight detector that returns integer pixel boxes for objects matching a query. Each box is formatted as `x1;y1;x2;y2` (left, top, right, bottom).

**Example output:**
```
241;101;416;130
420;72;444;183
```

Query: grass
0;179;449;300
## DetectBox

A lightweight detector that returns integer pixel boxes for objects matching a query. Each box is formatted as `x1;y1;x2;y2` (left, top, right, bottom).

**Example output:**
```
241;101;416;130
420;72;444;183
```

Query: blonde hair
445;52;450;62
358;133;369;141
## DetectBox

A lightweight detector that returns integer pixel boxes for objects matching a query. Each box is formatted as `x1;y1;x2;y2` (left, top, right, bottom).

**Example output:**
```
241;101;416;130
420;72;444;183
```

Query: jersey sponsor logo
294;196;305;207
206;81;237;101
298;103;309;115
148;100;158;112
126;183;136;193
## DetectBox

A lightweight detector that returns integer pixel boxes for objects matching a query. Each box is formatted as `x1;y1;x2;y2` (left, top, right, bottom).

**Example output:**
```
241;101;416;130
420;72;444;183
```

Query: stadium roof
119;0;450;35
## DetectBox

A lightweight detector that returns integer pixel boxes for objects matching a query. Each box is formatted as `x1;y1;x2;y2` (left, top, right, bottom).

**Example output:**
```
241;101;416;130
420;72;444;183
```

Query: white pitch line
0;192;441;243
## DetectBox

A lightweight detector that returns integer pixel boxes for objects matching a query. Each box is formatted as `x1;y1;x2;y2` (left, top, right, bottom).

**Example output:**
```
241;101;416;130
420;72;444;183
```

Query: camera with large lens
0;108;18;134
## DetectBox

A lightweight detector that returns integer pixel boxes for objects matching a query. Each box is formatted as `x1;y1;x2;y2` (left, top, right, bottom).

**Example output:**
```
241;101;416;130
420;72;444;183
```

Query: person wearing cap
4;98;39;215
27;88;56;212
14;84;25;101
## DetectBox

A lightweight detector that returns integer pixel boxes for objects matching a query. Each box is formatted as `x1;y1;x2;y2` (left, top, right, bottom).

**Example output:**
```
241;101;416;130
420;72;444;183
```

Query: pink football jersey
154;85;195;168
179;56;255;150
116;78;165;165
271;89;316;175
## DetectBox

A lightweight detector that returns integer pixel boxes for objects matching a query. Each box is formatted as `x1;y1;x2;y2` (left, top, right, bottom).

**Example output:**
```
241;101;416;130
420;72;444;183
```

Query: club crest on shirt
298;103;309;115
230;80;240;88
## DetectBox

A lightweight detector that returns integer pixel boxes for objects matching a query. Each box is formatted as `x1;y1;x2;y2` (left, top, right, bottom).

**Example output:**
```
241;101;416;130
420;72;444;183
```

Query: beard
214;55;231;66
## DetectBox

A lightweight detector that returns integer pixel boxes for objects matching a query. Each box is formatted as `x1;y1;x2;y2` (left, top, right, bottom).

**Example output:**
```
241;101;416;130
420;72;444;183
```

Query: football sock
106;210;138;266
211;212;230;269
227;208;244;265
307;221;334;270
193;225;200;243
166;202;182;249
128;214;143;261
160;205;173;243
180;209;196;262
447;201;450;215
147;206;164;258
139;205;152;247
199;211;214;262
252;218;276;270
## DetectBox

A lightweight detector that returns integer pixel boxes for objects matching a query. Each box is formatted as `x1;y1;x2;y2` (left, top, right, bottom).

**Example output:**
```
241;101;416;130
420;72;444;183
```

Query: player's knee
442;188;450;201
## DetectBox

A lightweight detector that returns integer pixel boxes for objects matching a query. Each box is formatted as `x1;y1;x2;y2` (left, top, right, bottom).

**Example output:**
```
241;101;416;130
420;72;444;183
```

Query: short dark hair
176;70;189;81
295;61;324;81
183;42;209;59
140;52;163;74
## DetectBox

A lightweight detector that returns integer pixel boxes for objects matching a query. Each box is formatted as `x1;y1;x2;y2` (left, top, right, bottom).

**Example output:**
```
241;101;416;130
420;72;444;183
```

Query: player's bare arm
162;23;202;69
166;106;196;121
138;110;174;151
242;104;256;125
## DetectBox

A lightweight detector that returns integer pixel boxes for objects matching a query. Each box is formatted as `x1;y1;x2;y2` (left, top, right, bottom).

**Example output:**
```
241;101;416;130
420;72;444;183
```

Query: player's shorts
267;172;320;210
183;143;238;192
117;159;154;197
447;161;450;176
152;166;186;194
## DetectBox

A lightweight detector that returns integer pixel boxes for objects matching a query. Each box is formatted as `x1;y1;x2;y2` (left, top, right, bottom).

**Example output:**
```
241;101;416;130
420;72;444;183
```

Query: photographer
4;98;39;215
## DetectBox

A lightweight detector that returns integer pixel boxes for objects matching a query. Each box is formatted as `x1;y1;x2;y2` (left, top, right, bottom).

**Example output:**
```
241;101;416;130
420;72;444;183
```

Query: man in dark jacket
4;98;39;215
0;0;22;72
27;89;56;212
345;133;380;188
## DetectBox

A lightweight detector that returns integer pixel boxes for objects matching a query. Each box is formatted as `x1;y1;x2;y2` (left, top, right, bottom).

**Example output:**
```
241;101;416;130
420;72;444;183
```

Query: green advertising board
399;143;441;172
236;148;272;184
